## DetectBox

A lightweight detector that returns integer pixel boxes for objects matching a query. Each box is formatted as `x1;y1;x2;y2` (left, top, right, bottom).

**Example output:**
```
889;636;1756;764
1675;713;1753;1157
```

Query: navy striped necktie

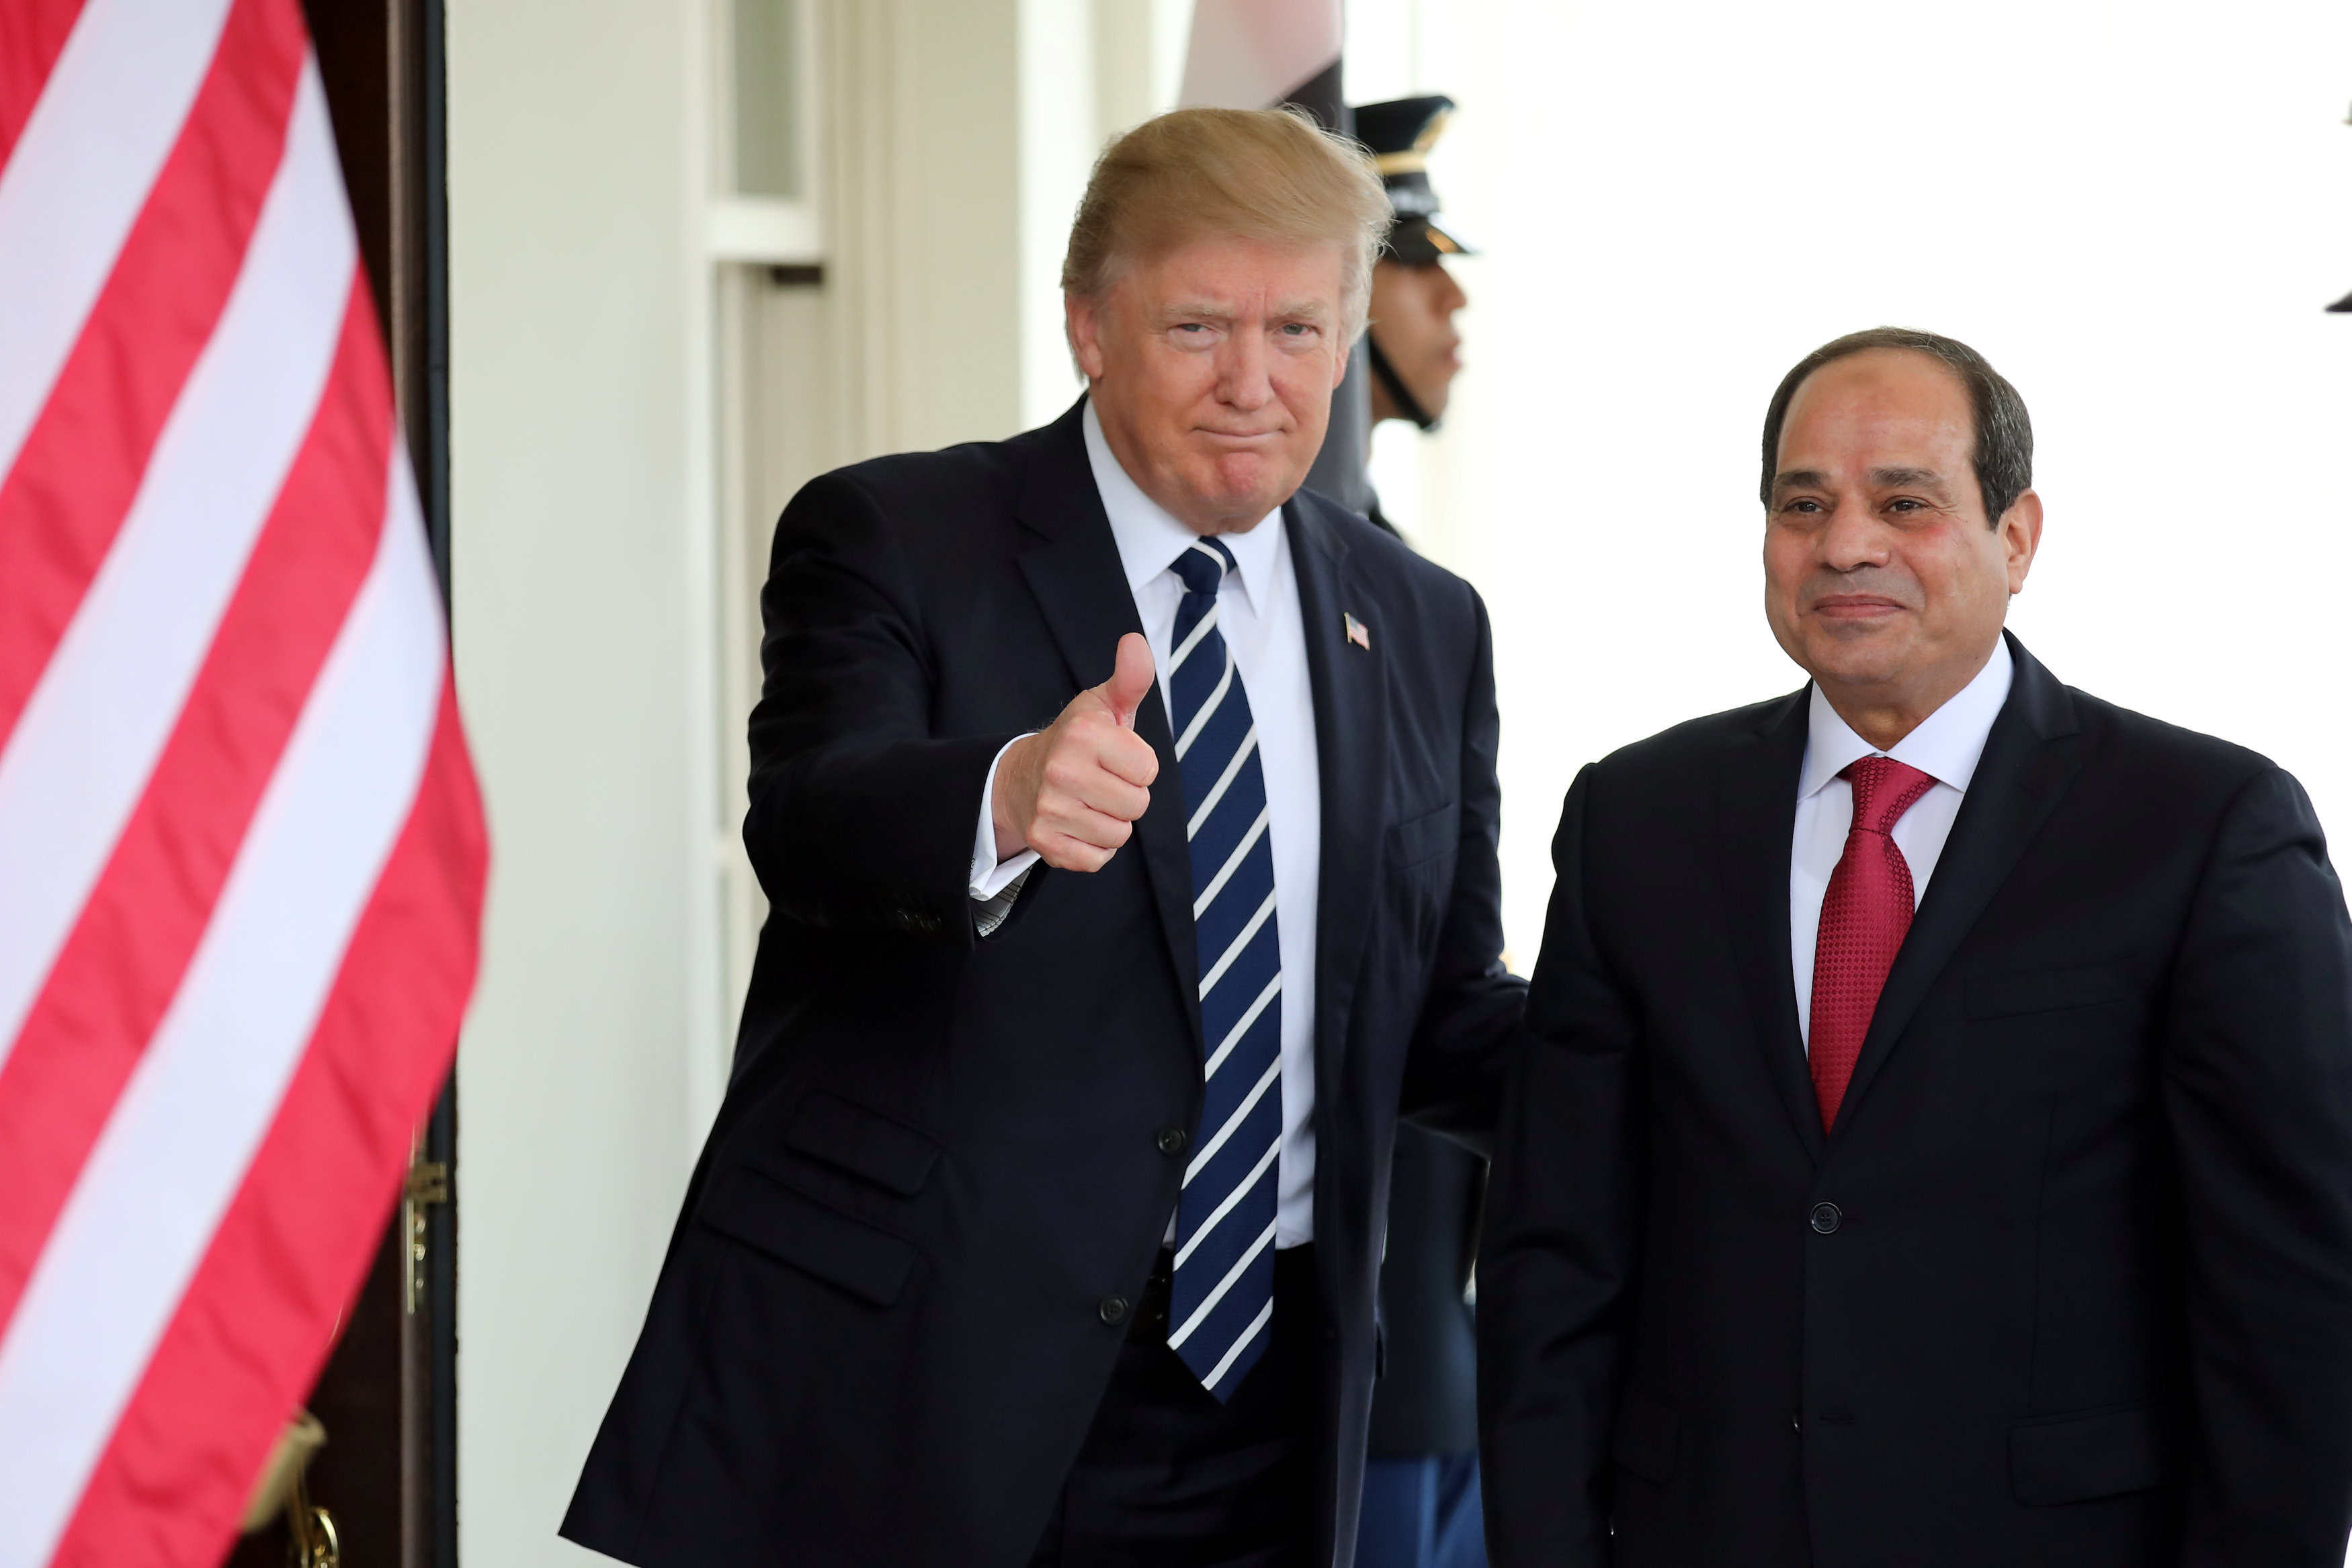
1163;537;1284;1401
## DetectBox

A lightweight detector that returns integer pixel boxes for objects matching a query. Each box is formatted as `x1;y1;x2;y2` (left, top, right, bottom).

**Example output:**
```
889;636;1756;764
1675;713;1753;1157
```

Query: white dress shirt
968;401;1322;1246
1790;637;2013;1047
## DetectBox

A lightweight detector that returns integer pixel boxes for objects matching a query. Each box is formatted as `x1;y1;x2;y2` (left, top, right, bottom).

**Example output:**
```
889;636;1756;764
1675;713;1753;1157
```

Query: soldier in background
1351;95;1489;1568
1355;95;1472;541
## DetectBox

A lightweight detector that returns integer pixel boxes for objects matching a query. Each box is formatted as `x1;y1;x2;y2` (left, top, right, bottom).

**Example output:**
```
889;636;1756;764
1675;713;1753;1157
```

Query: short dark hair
1758;326;2033;527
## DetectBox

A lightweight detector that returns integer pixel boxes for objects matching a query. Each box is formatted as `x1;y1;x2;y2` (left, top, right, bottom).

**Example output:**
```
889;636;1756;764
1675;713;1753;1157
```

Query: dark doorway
225;3;455;1565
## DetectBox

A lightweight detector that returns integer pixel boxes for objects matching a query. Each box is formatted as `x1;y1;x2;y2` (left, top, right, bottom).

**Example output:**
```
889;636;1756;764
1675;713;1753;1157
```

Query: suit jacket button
1156;1125;1189;1156
1810;1201;1843;1235
1098;1295;1130;1326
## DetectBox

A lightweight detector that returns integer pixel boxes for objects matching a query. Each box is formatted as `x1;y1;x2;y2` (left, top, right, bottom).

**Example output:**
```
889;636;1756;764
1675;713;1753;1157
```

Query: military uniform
1350;94;1490;1568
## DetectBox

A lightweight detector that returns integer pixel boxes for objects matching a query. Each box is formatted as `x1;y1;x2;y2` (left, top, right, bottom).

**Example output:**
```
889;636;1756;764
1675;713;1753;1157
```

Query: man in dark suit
560;107;1521;1568
1480;326;2352;1566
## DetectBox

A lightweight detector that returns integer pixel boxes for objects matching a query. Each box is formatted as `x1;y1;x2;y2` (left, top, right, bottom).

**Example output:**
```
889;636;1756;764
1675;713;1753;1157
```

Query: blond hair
1062;107;1391;340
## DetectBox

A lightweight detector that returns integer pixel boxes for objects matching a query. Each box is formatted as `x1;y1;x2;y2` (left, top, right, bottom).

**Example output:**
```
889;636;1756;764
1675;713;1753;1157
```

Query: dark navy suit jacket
1482;638;2352;1567
562;400;1523;1568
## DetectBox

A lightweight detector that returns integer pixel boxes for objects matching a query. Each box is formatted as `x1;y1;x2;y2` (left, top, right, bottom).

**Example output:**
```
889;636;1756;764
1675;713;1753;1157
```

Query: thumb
1101;632;1156;728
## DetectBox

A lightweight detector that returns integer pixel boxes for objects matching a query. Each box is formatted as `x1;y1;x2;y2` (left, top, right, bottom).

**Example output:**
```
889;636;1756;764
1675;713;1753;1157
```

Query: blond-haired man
563;108;1523;1568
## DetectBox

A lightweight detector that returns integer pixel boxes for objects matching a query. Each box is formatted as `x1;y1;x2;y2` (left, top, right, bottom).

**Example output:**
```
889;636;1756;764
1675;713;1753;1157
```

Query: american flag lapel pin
1344;612;1371;651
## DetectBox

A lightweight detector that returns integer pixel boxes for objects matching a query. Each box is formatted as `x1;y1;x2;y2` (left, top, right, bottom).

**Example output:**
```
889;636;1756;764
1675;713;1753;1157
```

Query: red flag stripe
0;435;446;1565
0;0;236;484
43;697;482;1568
0;60;355;1080
0;0;86;167
0;280;391;1341
0;0;304;752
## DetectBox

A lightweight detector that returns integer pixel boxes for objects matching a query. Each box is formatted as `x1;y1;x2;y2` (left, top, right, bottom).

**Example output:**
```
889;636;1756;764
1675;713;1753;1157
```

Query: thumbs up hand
992;633;1161;871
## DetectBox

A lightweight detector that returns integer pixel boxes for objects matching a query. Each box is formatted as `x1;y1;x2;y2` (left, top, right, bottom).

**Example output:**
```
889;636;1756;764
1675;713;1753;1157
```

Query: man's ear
2001;489;2044;595
1066;292;1107;382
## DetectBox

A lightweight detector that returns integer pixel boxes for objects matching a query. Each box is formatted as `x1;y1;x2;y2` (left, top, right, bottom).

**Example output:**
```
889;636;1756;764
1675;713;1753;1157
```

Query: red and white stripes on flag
0;1;488;1565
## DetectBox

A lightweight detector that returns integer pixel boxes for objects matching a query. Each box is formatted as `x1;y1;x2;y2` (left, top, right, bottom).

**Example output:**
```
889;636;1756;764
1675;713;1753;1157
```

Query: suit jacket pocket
1611;1383;1679;1484
1966;963;2129;1020
2009;1401;2177;1506
699;1163;918;1307
765;1089;942;1196
1386;800;1459;873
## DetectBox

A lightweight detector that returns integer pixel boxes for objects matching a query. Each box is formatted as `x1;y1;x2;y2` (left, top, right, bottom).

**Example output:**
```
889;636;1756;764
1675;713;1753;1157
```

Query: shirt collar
1798;635;2016;801
1083;398;1282;615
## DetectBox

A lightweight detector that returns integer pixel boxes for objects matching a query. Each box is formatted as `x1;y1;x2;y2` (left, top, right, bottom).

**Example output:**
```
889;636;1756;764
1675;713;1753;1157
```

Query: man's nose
1820;499;1890;572
1217;330;1272;410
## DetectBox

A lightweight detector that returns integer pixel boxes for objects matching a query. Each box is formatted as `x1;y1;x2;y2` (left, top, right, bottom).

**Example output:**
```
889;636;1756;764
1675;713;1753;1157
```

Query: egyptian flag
1179;0;1376;515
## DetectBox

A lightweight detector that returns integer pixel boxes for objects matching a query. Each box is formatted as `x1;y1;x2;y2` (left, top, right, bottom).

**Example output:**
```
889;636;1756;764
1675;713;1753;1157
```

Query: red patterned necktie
1808;755;1937;1131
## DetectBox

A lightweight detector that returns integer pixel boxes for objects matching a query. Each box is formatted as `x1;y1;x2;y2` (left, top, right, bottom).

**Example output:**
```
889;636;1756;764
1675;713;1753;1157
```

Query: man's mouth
1810;595;1908;620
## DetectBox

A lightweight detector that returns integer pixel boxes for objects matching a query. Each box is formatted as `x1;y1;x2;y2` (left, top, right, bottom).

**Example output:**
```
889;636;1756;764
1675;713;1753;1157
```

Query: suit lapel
1011;402;1202;1047
1718;690;1823;1160
1830;635;2087;1141
1286;496;1386;1102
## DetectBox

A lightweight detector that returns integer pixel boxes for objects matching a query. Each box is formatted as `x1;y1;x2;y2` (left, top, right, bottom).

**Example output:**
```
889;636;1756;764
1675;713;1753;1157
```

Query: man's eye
1783;499;1824;515
1886;498;1923;514
1282;322;1314;336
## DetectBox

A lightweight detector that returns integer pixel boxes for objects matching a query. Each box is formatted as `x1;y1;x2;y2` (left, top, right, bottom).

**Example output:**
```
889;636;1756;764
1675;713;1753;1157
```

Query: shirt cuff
970;736;1041;901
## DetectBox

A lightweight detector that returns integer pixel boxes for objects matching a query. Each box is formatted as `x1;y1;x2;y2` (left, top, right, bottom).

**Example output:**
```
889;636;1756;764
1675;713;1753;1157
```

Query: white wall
1020;0;1200;429
1353;0;2352;963
1021;0;1100;429
446;1;712;1563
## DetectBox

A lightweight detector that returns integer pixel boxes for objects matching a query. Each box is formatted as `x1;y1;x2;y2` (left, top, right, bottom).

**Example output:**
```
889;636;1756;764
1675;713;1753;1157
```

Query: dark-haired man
1480;328;2352;1565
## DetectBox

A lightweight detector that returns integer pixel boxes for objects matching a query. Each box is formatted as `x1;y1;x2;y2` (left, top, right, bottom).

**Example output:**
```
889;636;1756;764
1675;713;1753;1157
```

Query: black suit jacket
1480;636;2352;1567
560;400;1523;1568
1362;484;1489;1463
1367;1123;1484;1456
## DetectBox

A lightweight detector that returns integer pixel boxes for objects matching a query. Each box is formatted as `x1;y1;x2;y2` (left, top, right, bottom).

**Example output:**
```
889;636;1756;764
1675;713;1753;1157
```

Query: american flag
1178;0;1343;114
0;1;488;1564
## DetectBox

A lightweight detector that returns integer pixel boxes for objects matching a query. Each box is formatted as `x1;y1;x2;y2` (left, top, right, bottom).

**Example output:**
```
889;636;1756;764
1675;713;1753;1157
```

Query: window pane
732;0;800;199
